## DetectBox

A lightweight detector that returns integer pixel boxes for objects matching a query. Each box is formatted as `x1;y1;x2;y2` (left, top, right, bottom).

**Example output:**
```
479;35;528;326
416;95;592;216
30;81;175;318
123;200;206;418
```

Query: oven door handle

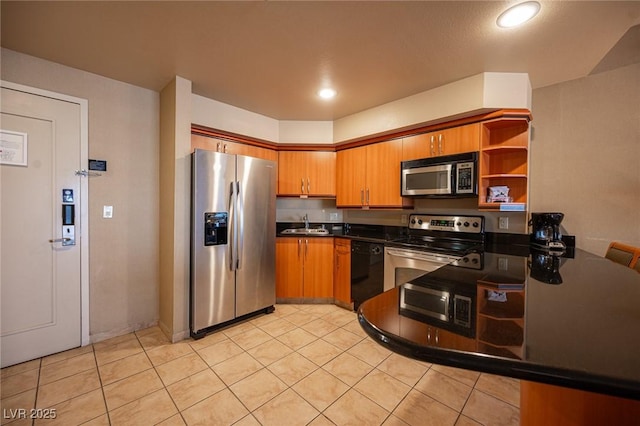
386;248;459;263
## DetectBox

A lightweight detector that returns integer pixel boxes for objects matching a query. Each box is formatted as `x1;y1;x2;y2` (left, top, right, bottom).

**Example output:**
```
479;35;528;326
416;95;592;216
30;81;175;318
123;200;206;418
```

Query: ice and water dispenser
204;212;228;246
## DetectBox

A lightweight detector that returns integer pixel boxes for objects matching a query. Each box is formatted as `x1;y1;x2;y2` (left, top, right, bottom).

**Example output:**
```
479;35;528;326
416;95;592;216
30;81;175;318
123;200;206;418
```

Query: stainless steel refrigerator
191;149;276;339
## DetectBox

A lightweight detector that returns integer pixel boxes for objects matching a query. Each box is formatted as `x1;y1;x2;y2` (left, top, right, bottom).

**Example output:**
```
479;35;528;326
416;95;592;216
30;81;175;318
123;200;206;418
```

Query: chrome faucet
303;213;310;230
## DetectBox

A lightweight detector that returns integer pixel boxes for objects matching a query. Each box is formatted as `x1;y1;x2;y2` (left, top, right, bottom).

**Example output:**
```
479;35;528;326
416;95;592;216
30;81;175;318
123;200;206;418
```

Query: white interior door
1;85;85;367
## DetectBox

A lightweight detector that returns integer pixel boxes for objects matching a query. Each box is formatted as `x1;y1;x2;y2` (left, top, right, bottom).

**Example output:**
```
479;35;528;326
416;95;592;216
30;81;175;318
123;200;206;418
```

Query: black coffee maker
529;212;565;251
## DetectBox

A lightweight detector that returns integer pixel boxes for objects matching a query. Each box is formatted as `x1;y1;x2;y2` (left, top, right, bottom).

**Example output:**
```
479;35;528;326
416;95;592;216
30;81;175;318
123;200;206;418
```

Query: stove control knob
472;258;479;264
462;257;469;263
410;218;416;224
456;222;462;227
463;222;470;227
417;219;423;225
472;222;479;228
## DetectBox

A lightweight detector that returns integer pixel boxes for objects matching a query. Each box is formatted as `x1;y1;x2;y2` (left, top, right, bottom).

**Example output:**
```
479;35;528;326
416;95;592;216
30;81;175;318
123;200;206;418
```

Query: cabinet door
366;139;404;207
336;147;367;207
439;123;480;156
402;133;432;161
303;238;334;298
436;328;478;351
230;142;277;162
334;239;351;306
278;151;308;195
306;151;336;196
191;134;224;152
276;238;303;298
191;134;276;161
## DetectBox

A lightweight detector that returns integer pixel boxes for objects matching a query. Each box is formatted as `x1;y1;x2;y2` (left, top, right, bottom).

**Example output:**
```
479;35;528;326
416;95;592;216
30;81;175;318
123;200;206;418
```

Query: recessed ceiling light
497;1;540;28
318;88;337;100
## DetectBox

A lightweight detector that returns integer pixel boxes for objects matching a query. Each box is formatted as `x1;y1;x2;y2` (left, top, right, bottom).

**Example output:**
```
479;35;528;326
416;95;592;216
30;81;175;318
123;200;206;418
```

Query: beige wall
159;77;192;342
530;63;640;255
1;48;160;342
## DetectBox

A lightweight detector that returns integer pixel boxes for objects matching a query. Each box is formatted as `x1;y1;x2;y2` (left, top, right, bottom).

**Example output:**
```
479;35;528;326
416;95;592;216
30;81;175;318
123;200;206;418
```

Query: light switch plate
103;205;113;219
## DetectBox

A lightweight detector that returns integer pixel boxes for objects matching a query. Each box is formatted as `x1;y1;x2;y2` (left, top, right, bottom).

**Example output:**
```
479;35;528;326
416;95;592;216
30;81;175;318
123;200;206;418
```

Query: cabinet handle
366;188;370;205
360;189;364;206
305;239;309;258
430;135;435;156
217;142;221;152
438;134;443;155
427;327;431;343
435;329;439;345
301;178;305;194
307;178;310;194
298;239;302;258
224;144;228;153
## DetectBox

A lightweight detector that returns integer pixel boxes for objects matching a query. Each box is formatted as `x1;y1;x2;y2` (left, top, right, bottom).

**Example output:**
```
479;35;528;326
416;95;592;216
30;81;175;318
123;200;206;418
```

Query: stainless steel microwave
401;152;478;197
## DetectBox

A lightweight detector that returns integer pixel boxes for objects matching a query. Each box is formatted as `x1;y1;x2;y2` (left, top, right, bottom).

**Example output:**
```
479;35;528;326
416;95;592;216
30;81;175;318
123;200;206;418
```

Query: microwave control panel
456;162;475;194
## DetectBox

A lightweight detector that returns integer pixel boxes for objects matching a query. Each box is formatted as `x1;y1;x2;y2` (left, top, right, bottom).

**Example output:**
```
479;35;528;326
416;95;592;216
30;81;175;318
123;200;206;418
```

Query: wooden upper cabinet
439;123;480;155
402;133;431;161
366;139;404;207
337;139;409;208
191;134;277;162
336;146;367;207
278;151;335;197
403;123;480;160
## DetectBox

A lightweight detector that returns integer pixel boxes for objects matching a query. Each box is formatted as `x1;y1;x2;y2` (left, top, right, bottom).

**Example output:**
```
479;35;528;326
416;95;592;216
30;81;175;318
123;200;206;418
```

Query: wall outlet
498;216;509;229
329;212;338;221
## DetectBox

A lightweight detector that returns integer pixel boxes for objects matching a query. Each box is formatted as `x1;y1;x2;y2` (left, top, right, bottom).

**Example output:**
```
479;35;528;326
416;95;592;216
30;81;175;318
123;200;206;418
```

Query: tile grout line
4;304;521;426
92;344;112;426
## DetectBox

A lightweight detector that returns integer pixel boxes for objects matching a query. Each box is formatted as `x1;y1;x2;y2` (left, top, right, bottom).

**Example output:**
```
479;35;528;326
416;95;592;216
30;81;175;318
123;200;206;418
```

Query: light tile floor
1;304;520;426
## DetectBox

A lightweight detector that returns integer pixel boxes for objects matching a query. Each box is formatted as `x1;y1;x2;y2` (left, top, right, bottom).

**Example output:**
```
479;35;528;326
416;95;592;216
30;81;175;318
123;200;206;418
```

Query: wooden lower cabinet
521;381;640;426
333;238;352;308
276;237;334;300
399;315;477;351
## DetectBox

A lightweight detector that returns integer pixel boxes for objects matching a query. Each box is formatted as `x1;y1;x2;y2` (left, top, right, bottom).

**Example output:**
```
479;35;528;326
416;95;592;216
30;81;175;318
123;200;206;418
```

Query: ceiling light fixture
318;88;337;100
497;1;540;28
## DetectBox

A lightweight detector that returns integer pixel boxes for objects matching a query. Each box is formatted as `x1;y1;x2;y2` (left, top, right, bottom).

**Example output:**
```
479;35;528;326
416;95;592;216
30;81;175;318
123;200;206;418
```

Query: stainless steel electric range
383;214;486;338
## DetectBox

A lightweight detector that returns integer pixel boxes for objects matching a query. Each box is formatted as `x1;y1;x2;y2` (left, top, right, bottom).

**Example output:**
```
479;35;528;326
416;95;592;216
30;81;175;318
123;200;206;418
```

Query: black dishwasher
351;241;384;310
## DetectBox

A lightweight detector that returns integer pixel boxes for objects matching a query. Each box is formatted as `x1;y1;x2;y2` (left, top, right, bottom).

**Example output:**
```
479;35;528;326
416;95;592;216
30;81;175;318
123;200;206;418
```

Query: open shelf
478;117;530;211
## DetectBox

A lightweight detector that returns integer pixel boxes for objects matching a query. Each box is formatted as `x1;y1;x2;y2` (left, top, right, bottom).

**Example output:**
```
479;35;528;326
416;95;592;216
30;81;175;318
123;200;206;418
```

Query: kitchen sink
281;228;330;235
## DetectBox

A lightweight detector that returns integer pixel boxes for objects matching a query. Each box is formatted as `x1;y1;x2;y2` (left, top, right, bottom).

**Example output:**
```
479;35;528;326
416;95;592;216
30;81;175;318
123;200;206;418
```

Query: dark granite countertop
358;245;640;400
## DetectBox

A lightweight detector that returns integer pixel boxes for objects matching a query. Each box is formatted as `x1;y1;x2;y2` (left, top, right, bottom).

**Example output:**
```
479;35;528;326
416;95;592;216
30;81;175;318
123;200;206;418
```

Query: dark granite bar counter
358;246;640;401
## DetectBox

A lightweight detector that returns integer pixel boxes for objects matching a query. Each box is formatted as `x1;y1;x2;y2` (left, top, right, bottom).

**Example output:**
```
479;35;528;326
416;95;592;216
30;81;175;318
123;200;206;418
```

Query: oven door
401;164;453;196
383;247;459;291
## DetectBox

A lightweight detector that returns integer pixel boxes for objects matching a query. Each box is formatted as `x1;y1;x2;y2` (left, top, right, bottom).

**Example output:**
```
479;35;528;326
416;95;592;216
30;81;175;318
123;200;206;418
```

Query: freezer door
191;149;236;333
235;155;276;316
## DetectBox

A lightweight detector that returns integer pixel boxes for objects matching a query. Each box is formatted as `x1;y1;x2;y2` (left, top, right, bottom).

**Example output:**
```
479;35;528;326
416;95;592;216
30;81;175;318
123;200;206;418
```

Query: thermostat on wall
89;159;107;172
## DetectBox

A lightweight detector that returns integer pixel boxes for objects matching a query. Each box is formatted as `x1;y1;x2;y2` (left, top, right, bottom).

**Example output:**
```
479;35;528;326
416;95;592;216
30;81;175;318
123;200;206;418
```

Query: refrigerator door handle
228;181;236;271
236;181;242;270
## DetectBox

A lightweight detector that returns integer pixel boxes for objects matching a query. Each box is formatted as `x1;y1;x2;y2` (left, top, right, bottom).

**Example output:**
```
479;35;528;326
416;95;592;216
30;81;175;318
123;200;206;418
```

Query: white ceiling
2;1;639;121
